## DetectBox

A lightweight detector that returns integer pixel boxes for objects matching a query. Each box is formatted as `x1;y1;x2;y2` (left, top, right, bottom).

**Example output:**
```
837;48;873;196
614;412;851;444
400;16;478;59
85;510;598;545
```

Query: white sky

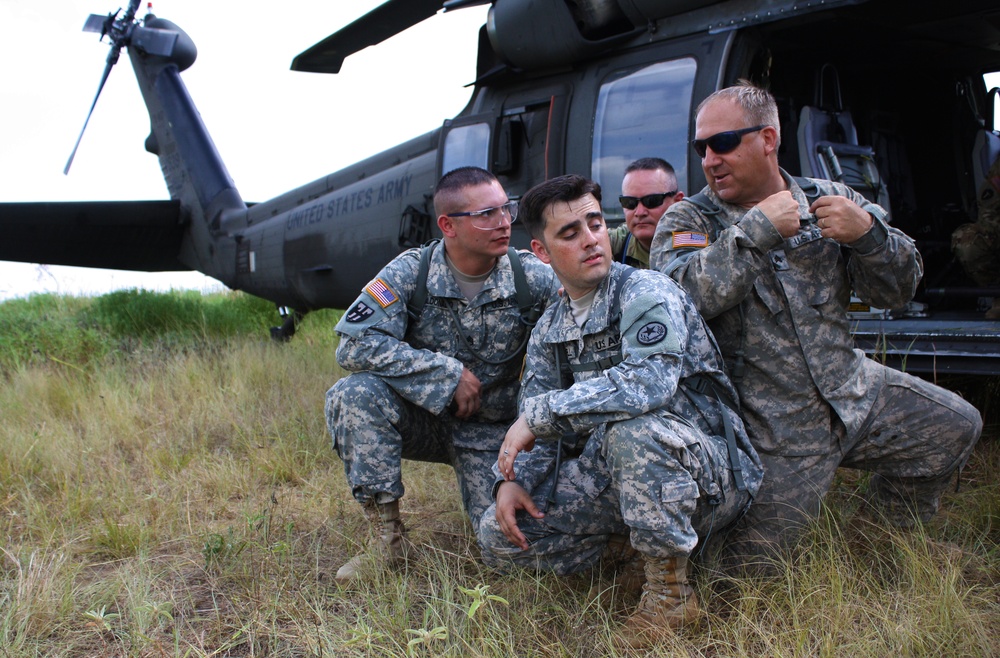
0;0;489;300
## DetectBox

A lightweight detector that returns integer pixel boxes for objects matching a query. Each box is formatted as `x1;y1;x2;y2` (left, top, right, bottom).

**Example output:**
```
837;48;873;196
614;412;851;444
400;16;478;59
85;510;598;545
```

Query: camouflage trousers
478;415;756;576
951;220;1000;287
720;364;982;573
325;372;508;533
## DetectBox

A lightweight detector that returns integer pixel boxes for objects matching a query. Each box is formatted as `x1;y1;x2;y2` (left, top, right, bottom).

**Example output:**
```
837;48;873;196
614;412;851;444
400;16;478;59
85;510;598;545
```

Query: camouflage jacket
650;171;923;455
608;224;650;269
512;263;754;494
335;243;559;423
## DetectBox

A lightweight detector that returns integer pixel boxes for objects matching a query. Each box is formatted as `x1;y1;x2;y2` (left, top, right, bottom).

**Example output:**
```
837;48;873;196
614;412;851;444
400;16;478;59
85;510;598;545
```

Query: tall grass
0;290;997;656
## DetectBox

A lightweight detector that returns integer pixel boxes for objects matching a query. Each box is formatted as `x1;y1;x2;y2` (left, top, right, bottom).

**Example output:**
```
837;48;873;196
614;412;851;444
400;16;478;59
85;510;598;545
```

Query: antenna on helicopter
63;0;142;175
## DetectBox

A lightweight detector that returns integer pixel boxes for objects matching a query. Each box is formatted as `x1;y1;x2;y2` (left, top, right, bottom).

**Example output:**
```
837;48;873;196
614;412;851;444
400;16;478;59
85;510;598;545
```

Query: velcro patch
345;301;375;323
672;231;709;249
365;278;399;308
636;321;668;345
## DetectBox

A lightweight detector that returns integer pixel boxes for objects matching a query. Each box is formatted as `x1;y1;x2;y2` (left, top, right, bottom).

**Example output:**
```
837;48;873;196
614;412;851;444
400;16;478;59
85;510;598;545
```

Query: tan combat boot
617;556;702;648
335;499;409;584
986;298;1000;320
603;534;646;596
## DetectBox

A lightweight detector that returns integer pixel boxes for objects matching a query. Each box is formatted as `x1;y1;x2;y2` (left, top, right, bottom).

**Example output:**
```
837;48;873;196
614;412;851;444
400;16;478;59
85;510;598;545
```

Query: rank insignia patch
672;232;709;248
365;278;399;308
345;301;375;323
636;321;668;345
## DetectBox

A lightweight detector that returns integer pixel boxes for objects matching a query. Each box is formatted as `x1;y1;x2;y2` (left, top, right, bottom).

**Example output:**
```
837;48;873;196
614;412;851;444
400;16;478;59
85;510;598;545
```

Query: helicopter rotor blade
291;0;446;74
63;1;143;175
63;56;117;175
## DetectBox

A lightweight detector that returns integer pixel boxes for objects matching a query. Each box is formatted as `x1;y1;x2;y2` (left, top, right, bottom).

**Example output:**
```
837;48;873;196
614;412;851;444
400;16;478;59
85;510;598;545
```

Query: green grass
0;290;997;656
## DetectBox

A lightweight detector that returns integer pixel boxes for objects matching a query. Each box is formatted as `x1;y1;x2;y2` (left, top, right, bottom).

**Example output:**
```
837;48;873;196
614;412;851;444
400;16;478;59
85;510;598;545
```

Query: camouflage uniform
478;264;763;575
651;170;983;563
952;153;1000;318
326;244;558;532
608;224;650;269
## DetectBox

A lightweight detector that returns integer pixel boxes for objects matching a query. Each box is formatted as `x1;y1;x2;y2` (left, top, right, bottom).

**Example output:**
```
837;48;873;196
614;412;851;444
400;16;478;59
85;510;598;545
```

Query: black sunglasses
618;191;678;211
691;125;766;158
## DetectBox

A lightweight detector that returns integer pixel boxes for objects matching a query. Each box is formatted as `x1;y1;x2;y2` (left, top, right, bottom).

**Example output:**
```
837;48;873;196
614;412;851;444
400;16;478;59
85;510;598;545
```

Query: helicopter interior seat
971;87;1000;188
796;64;892;218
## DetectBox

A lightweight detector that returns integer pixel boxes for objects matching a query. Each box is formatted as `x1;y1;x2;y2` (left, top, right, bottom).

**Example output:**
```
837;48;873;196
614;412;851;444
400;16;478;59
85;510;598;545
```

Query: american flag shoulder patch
365;278;399;308
672;231;709;248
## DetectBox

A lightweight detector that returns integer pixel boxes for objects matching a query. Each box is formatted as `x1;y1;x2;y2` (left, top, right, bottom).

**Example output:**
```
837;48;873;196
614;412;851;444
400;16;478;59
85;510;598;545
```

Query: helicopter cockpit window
592;58;697;221
442;123;491;174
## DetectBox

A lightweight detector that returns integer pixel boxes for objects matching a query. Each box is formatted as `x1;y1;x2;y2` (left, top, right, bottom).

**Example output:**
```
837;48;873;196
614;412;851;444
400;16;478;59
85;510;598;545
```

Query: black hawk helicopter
2;0;1000;373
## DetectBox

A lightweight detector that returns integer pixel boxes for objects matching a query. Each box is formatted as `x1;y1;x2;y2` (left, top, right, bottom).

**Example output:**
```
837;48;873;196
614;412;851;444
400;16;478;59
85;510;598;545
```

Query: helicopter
2;0;999;373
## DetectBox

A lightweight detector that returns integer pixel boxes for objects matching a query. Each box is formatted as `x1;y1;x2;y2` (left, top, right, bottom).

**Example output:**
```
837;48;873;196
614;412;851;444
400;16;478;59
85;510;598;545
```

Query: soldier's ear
438;213;459;237
530;238;551;264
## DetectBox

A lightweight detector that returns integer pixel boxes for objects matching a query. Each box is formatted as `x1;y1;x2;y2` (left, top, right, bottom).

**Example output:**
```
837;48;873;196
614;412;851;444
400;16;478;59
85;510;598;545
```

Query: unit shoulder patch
345;301;375;323
636;321;668;345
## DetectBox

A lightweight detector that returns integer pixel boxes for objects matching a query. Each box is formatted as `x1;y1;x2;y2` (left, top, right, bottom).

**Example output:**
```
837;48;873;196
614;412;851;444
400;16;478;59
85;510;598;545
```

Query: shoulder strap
793;175;822;204
507;247;543;327
682;193;725;241
620;232;632;264
408;240;540;327
406;239;439;322
684;191;721;216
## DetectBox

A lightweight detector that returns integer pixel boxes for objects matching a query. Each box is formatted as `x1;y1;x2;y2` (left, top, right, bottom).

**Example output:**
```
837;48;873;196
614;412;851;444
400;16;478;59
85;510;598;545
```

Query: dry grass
0;303;997;657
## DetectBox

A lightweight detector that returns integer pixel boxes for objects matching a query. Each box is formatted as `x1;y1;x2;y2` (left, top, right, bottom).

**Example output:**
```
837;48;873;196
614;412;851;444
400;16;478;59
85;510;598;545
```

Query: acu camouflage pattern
952;152;1000;305
652;171;983;562
608;224;651;269
326;244;558;531
477;264;763;575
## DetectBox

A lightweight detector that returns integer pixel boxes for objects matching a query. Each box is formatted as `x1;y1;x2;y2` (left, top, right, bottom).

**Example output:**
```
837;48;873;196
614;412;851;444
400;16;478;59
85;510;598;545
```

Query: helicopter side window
441;123;491;174
592;58;697;221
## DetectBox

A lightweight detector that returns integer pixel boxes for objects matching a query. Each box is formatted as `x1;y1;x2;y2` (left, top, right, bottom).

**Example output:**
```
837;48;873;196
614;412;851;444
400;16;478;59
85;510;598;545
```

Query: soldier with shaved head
326;166;558;584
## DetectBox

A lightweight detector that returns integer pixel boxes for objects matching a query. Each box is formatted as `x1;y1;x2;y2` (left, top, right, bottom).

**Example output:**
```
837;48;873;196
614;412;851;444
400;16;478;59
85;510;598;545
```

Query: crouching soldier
478;175;763;648
326;167;558;584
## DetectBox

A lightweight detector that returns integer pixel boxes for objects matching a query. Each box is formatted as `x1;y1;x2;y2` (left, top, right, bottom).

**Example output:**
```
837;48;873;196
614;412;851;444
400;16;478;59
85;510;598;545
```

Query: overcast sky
0;0;489;300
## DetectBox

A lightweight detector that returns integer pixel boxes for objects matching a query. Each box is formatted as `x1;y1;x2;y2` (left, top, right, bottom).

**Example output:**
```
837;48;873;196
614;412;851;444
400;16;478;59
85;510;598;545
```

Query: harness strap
405;239;438;322
407;239;542;326
684;374;747;493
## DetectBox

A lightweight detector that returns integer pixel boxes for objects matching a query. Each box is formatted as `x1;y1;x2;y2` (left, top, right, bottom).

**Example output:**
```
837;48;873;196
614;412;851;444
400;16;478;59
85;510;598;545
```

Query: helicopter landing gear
270;306;303;342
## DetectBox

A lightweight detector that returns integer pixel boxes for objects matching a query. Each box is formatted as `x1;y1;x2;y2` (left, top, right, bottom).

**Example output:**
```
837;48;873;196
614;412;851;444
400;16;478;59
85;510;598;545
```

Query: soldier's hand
452;367;482;418
498;415;536;480
810;196;873;243
495;481;543;550
757;190;801;238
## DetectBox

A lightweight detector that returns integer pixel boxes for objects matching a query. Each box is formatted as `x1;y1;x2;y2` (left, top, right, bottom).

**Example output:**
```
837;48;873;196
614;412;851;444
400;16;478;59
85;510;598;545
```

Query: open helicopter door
797;64;892;218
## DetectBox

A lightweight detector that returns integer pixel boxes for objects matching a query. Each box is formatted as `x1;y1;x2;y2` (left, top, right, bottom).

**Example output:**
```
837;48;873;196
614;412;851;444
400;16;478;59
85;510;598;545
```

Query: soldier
479;174;762;647
952;151;1000;319
609;157;684;269
326;166;559;584
651;82;983;571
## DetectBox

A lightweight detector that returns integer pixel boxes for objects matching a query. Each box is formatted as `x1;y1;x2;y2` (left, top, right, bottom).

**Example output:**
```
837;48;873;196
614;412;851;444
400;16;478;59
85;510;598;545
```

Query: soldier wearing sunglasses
651;82;982;574
326;166;559;584
610;157;684;269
